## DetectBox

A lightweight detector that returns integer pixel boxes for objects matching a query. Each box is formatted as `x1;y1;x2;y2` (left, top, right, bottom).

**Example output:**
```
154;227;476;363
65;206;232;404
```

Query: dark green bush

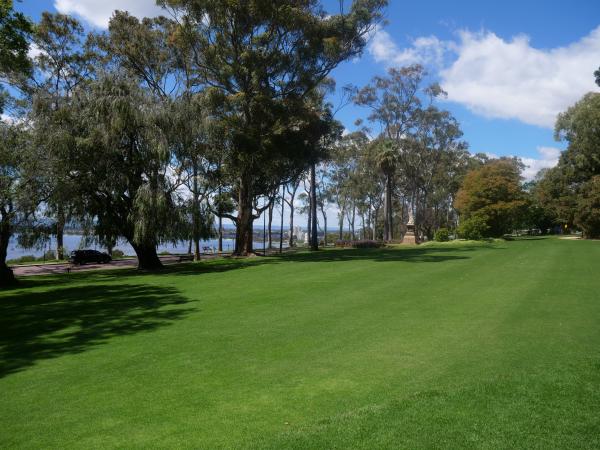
112;249;125;258
434;228;450;242
7;255;36;264
351;240;383;248
334;239;351;247
457;215;489;240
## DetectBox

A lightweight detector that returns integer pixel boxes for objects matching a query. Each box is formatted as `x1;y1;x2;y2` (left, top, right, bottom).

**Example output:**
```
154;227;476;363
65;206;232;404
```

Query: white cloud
369;26;600;128
54;0;164;28
369;27;453;68
27;43;43;60
441;28;600;128
520;146;561;181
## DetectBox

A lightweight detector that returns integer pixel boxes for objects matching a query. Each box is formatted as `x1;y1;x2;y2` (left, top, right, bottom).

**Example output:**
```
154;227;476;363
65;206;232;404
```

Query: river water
6;234;278;261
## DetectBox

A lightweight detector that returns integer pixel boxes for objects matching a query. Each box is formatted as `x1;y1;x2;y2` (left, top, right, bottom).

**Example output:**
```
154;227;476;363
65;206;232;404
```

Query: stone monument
402;209;417;245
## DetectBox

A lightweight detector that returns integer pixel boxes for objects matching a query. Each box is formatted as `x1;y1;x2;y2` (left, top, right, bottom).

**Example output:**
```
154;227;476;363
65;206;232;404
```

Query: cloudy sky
14;0;600;225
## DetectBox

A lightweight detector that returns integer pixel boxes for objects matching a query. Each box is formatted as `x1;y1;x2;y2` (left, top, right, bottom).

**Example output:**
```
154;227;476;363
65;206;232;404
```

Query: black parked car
70;250;112;265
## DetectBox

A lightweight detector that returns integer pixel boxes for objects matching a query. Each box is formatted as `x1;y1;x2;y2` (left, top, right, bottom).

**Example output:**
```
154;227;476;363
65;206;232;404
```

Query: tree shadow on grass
3;244;503;292
58;244;500;281
0;283;194;378
270;244;500;264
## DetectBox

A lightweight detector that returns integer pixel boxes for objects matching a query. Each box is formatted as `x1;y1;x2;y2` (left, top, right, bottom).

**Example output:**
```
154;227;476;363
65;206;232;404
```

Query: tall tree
0;123;41;285
354;64;442;239
454;159;527;237
537;91;600;236
375;140;397;241
29;12;91;260
159;0;386;255
61;75;181;269
284;177;301;247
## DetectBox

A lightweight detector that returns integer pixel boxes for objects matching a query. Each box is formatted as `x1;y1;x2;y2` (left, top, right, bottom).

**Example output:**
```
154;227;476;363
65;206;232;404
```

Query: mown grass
1;237;599;449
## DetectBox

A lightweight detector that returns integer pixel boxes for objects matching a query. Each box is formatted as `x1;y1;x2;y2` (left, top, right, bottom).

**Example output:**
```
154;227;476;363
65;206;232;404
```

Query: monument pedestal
402;223;417;245
402;210;418;245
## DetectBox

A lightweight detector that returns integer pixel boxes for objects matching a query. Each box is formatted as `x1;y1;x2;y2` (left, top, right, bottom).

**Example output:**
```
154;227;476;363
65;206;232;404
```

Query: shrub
7;255;36;264
351;240;382;248
334;239;351;247
40;250;57;261
112;249;125;258
434;228;450;242
457;215;489;240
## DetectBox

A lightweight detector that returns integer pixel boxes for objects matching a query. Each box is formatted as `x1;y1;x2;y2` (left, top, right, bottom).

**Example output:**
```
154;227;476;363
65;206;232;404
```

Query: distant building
293;226;303;241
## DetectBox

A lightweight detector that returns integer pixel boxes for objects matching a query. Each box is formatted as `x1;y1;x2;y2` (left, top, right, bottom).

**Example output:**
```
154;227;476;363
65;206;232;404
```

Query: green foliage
536;92;600;237
457;215;489;240
6;254;35;264
555;93;600;182
455;159;526;237
434;228;450;242
574;176;600;239
157;0;386;254
111;249;125;258
0;0;32;111
56;75;181;268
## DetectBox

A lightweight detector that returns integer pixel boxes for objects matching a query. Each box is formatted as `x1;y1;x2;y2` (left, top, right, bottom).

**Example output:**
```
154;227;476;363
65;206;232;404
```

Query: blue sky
16;0;600;181
11;0;598;184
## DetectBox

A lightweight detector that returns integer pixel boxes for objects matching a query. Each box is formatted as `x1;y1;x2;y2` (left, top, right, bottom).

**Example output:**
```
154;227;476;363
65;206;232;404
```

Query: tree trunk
350;206;356;240
267;200;274;249
383;174;393;241
322;209;327;246
338;211;344;240
310;163;318;251
288;202;295;248
306;192;312;245
218;214;223;252
192;163;201;261
0;220;16;286
56;207;65;260
279;184;284;253
132;241;162;270
234;176;254;256
286;182;298;248
188;238;192;255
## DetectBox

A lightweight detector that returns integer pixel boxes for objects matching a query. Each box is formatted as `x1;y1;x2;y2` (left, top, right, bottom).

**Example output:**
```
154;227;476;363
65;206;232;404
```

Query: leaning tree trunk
234;176;254;256
0;220;16;286
132;241;163;270
310;163;318;251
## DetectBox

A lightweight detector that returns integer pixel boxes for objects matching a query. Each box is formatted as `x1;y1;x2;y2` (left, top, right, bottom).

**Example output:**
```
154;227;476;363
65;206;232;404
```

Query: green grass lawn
1;237;599;449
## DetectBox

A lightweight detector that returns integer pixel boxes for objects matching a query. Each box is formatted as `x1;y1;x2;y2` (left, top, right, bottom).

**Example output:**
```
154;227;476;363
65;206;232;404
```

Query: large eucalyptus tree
158;0;386;255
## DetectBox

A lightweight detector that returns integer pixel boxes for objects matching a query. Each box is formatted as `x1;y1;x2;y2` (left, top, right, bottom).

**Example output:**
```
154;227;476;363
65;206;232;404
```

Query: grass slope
1;237;599;449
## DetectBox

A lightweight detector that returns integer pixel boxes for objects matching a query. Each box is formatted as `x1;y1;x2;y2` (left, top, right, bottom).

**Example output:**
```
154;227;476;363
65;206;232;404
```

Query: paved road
11;255;192;277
